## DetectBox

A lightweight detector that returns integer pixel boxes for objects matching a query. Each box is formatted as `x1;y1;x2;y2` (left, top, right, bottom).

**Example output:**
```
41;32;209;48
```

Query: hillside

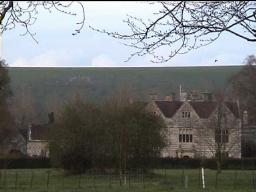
8;66;242;122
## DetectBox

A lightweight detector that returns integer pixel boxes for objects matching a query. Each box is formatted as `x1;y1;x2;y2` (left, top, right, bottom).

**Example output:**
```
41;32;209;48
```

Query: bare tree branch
0;1;85;43
91;1;256;63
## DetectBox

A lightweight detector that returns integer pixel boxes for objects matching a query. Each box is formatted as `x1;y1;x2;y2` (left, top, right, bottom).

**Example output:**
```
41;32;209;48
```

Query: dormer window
182;111;190;118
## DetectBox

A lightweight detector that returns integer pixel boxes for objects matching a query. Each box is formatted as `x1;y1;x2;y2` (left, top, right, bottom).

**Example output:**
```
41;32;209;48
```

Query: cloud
11;54;57;67
90;54;117;67
11;49;85;67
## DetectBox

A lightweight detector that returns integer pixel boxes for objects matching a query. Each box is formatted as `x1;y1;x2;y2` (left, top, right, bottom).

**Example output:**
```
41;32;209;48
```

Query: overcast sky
1;1;255;67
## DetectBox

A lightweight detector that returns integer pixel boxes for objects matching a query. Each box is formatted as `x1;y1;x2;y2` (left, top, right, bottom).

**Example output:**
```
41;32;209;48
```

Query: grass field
0;168;255;192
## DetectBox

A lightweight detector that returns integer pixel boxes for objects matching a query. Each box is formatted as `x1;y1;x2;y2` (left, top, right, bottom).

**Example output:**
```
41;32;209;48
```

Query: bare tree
0;60;15;154
91;1;256;63
44;93;63;122
9;84;38;127
195;91;241;173
102;88;167;184
229;55;256;125
0;1;85;43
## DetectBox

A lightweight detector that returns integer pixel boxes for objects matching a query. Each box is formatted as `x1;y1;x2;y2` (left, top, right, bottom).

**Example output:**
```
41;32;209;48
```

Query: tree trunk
119;142;123;186
217;159;222;174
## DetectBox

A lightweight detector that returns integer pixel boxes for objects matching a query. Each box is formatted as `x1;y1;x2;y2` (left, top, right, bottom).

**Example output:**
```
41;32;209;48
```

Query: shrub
0;157;51;169
156;157;256;170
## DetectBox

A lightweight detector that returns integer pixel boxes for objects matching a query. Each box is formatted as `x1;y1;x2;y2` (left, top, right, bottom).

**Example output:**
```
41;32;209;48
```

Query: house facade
26;113;54;157
146;89;242;159
26;124;49;157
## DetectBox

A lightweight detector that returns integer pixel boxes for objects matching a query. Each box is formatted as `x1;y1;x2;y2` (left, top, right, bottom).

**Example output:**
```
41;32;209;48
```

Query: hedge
0;157;51;169
157;157;256;170
0;157;255;170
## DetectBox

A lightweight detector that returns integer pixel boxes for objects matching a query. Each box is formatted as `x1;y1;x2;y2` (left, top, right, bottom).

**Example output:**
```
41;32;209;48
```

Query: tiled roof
155;101;183;118
189;101;217;119
30;124;49;140
225;102;240;118
155;100;239;119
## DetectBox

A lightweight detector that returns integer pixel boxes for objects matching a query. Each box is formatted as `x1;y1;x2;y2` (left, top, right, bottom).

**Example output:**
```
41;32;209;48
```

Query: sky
1;1;255;67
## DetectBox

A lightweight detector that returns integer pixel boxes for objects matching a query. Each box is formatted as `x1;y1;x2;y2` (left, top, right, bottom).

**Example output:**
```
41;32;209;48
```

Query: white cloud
11;49;85;67
11;51;60;67
90;54;116;67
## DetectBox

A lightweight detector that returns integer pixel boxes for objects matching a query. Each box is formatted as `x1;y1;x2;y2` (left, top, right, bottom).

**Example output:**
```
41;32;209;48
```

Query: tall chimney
28;124;32;141
179;85;187;101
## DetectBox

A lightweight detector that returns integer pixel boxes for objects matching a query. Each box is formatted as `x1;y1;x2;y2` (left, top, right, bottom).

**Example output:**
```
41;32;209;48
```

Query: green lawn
0;168;255;192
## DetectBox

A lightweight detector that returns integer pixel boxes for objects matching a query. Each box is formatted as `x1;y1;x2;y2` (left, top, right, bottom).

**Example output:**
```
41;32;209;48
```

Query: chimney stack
179;85;187;101
28;124;32;141
165;95;172;101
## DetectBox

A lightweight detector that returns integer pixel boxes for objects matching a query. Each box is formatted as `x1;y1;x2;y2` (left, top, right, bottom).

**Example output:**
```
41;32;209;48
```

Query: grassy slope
8;66;242;121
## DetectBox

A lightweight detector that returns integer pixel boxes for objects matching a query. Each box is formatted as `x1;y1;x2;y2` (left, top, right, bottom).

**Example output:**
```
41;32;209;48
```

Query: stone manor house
146;87;242;159
8;87;242;159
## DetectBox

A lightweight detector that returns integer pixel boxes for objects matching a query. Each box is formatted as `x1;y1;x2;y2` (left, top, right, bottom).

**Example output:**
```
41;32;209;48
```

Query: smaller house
26;112;54;158
26;124;49;157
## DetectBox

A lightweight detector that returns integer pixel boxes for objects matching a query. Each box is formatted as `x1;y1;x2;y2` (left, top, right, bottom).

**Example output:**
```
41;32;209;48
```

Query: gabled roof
189;101;217;119
30;124;49;140
154;100;240;119
225;102;240;118
155;101;183;118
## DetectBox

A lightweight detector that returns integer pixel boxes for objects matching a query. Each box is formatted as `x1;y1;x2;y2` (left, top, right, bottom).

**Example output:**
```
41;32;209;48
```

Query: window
179;134;182;142
179;134;193;143
179;128;193;143
215;129;229;143
182;111;191;118
186;134;189;142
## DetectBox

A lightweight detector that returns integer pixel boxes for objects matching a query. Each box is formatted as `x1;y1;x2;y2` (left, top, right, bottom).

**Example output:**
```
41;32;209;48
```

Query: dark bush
60;151;92;174
0;157;51;169
155;157;256;170
1;156;255;170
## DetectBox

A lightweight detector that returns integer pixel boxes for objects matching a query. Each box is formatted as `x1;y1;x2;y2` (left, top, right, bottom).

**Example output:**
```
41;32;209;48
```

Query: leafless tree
229;55;256;125
0;60;16;154
91;1;256;63
0;1;85;43
9;84;38;127
195;91;241;173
